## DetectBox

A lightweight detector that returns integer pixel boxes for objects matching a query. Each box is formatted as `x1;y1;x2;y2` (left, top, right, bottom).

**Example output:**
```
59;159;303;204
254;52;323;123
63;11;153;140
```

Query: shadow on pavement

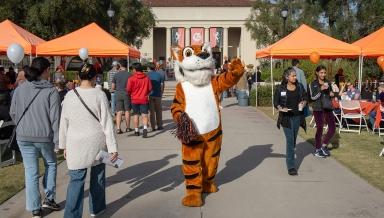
295;142;314;170
101;165;183;217
58;154;178;211
216;144;285;187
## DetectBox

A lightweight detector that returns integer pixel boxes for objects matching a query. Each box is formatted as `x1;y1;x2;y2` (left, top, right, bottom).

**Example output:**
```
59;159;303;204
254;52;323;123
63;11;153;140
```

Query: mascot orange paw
182;192;203;207
229;58;244;75
203;182;218;193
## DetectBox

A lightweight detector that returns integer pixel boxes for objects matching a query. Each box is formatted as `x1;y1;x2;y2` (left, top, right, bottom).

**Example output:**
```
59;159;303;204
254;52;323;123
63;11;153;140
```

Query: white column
204;28;209;43
185;28;190;46
223;27;229;62
140;28;154;61
166;27;171;61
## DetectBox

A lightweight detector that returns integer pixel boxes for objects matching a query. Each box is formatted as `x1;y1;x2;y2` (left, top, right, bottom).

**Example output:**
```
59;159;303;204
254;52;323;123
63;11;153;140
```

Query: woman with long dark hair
274;67;308;175
10;57;61;218
309;65;335;158
59;63;118;218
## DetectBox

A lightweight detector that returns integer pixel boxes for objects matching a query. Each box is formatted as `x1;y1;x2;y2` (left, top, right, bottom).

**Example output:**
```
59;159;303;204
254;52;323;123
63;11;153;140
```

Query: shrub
249;84;275;107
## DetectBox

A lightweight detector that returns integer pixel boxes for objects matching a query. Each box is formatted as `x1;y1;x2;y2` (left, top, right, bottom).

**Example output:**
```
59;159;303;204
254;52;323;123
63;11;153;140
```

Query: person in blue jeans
274;67;308;176
10;57;61;218
59;63;118;218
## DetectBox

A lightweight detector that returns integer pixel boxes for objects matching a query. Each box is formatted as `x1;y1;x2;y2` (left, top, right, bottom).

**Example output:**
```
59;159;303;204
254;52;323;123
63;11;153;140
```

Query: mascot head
172;43;215;86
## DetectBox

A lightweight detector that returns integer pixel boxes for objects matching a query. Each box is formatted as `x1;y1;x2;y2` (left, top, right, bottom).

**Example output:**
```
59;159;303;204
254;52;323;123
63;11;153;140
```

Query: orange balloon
309;52;320;64
377;56;384;68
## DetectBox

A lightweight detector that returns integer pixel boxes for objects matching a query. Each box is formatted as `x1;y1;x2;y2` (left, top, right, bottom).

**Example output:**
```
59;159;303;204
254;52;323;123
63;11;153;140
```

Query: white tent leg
358;55;363;91
271;56;274;115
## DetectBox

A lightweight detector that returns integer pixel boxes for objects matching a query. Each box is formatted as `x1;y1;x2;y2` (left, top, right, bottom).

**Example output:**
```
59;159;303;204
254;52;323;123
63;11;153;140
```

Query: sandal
126;128;133;132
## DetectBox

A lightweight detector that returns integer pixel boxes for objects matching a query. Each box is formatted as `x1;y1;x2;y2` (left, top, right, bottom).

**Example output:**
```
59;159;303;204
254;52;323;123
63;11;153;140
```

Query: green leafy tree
0;0;155;48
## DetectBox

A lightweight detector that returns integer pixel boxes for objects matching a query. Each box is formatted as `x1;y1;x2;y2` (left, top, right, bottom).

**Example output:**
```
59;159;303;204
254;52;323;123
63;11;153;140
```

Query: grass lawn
257;106;384;192
0;153;64;204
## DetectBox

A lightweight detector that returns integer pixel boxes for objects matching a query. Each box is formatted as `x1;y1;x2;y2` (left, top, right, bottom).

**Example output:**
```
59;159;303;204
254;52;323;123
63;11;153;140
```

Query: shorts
115;91;131;112
131;103;149;115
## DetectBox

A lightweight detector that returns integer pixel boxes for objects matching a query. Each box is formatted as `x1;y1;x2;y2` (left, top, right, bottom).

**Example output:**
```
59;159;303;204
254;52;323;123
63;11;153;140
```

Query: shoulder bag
73;89;100;122
7;89;42;151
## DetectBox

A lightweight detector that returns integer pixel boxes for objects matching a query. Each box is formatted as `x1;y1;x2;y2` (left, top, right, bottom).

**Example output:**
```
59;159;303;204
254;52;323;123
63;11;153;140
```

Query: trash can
237;90;249;106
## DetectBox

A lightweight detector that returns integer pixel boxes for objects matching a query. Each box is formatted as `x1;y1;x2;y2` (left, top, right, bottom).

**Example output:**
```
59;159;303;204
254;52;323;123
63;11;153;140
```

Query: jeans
313;110;336;149
18;141;57;211
282;116;300;170
64;163;106;218
111;92;116;115
149;96;163;129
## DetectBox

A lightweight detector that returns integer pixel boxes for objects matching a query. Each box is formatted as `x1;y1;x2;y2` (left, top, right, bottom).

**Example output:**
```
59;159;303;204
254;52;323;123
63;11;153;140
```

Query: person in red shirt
127;63;152;138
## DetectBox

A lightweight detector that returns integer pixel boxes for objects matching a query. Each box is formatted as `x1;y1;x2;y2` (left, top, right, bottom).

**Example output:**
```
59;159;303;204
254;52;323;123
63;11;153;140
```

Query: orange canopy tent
255;24;362;113
0;19;45;55
36;23;140;58
256;24;361;59
353;27;384;57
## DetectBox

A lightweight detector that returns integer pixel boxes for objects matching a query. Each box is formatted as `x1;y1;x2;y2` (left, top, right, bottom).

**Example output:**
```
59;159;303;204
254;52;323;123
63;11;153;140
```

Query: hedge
249;84;276;107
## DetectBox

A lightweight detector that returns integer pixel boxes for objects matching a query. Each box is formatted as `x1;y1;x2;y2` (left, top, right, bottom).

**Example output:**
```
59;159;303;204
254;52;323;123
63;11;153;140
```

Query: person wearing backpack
9;57;61;218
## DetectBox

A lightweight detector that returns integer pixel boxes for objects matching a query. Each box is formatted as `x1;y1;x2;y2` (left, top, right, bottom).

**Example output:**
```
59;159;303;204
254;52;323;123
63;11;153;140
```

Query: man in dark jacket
127;63;152;138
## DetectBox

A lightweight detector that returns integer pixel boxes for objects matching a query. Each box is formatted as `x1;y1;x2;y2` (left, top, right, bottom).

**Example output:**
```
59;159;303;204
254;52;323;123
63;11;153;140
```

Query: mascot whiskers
171;43;244;207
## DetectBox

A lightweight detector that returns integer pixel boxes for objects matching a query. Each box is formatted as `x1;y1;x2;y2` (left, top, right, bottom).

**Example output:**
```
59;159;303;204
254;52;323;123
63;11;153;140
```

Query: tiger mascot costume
171;43;244;207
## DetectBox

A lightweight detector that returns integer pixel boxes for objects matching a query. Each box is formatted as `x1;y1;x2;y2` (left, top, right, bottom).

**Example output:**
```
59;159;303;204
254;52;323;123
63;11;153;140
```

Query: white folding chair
339;100;369;134
380;147;384;156
309;115;329;130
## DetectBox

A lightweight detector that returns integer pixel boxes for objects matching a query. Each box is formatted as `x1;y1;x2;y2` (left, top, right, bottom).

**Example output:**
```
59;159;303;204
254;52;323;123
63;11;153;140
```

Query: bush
249;84;275;107
259;58;361;83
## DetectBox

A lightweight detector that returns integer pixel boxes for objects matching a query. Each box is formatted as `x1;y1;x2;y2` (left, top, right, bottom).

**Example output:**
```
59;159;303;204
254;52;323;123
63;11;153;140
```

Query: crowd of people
0;56;166;218
274;59;384;176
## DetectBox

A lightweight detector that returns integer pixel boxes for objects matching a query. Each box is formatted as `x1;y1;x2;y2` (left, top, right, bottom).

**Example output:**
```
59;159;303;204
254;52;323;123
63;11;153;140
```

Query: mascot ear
171;46;182;62
171;46;185;82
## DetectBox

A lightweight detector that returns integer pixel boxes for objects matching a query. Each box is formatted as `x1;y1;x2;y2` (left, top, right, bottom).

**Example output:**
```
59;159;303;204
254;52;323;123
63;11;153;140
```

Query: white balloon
7;43;24;64
79;48;89;61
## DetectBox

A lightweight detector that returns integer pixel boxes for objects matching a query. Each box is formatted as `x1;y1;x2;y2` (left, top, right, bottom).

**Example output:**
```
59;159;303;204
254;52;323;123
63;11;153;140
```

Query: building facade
141;0;257;67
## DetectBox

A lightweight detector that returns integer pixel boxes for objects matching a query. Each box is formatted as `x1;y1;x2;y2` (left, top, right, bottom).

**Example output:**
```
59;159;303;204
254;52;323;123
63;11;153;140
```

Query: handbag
73;89;100;122
7;90;42;151
321;94;333;111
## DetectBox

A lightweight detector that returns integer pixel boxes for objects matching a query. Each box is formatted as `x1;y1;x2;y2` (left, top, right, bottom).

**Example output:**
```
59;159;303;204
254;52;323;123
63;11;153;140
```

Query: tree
113;0;156;47
0;0;155;48
245;0;322;47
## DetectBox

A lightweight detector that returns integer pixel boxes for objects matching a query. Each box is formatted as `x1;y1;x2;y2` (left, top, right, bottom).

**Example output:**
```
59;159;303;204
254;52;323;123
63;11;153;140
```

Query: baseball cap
112;61;118;67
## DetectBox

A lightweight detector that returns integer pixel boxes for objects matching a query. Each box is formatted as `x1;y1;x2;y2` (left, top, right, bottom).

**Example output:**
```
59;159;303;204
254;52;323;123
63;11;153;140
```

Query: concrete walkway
1;88;384;217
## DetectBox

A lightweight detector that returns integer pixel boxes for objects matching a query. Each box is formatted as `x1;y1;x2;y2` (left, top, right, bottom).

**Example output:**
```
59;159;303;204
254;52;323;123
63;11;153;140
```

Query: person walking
274;67;307;175
147;62;165;131
9;57;61;218
59;63;118;218
107;61;119;116
127;62;152;138
292;59;307;91
112;59;132;134
309;65;335;158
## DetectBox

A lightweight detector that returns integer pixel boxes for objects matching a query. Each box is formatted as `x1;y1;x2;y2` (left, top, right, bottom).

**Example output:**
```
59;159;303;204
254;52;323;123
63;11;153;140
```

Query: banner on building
209;27;223;48
171;27;185;48
190;28;204;45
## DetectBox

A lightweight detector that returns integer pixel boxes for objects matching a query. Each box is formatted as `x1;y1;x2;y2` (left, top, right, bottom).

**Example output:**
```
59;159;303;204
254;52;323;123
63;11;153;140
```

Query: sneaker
135;131;140;136
42;198;61;211
288;168;298;176
321;146;331;156
314;149;327;158
90;209;106;217
32;209;42;218
143;129;148;138
157;126;164;130
116;129;123;134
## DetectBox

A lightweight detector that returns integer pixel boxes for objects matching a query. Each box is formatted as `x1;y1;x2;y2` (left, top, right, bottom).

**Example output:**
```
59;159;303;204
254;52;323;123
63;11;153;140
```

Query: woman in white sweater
59;63;118;218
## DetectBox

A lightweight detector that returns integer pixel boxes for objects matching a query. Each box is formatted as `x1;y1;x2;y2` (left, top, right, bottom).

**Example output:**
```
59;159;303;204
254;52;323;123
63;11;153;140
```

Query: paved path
1;85;384;217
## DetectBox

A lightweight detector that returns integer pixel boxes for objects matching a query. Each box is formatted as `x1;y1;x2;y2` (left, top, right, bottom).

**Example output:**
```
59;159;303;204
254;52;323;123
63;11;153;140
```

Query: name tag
281;91;287;96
